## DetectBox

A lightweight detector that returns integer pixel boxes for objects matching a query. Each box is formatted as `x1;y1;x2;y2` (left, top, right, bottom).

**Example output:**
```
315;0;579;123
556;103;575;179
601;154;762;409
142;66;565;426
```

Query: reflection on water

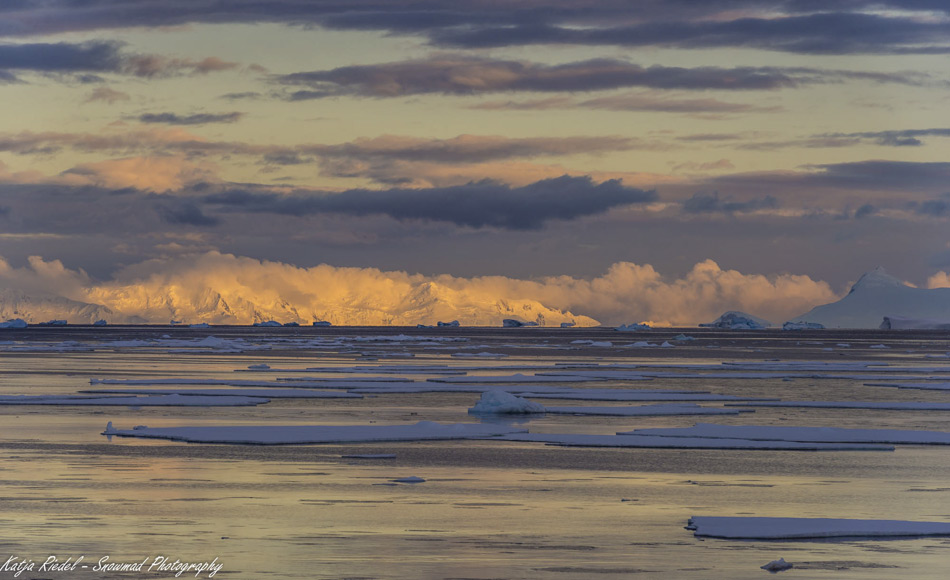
2;327;950;579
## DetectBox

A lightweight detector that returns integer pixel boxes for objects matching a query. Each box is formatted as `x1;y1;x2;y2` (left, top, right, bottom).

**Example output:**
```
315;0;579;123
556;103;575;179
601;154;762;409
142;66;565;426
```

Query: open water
1;326;949;579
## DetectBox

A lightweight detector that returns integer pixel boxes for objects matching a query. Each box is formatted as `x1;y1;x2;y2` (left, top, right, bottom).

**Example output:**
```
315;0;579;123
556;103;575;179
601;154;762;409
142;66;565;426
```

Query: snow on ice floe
101;421;526;445
700;311;771;329
89;377;410;389
468;391;547;414
0;394;268;406
625;423;950;445
82;388;361;399
428;373;609;384
728;401;950;411
543;404;751;416
570;340;613;347
865;382;950;391
686;516;950;540
496;433;891;451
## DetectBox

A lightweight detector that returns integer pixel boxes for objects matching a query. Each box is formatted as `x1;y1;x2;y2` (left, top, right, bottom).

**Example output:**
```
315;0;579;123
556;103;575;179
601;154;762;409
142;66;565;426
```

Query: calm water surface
1;326;949;579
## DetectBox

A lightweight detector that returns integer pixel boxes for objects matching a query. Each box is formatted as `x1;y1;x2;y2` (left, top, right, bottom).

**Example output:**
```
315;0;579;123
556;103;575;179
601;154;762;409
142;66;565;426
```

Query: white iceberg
0;318;28;329
687;516;950;540
761;558;793;572
791;267;950;329
93;319;108;326
437;320;460;327
700;311;771;329
468;390;547;414
253;320;282;327
881;316;950;330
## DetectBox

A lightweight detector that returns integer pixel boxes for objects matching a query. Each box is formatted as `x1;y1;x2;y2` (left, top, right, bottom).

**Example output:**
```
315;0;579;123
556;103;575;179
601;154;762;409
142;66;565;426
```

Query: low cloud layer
0;252;838;326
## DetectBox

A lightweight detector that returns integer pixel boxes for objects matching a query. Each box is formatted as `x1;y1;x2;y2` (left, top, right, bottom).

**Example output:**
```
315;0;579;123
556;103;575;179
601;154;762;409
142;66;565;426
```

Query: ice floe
543;404;750;416
728;401;950;411
761;558;793;572
626;423;950;445
686;516;950;540
496;433;891;451
0;394;268;406
102;421;526;445
82;388;361;399
468;391;547;414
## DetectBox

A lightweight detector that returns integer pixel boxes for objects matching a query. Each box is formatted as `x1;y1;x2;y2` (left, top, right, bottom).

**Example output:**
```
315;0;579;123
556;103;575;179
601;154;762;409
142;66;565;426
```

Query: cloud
84;86;130;104
204;175;658;229
0;41;238;79
60;156;218;192
4;2;947;55
927;271;950;289
470;93;781;115
682;191;779;214
274;56;844;98
156;201;221;226
0;251;838;326
138;112;244;125
426;11;950;55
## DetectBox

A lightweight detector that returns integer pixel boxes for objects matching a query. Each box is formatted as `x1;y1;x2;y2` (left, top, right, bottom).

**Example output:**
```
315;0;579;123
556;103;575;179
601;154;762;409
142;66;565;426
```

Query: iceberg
502;318;539;327
791;267;950;329
616;323;651;331
700;311;771;329
437;320;460;327
467;391;547;414
93;319;108;326
782;321;824;330
761;558;793;572
253;320;282;327
312;320;332;326
880;316;950;330
0;318;28;329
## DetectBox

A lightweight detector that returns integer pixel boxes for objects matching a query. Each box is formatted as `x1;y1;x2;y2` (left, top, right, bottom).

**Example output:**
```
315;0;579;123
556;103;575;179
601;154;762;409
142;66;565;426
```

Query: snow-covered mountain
789;267;950;329
1;281;597;327
0;289;114;324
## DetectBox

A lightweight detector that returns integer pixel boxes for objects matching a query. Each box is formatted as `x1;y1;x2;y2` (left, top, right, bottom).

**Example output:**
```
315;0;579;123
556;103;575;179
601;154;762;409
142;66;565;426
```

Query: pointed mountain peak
848;267;907;295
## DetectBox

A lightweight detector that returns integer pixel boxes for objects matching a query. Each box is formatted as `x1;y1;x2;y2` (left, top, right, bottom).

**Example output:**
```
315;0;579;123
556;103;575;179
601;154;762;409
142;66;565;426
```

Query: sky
1;1;949;325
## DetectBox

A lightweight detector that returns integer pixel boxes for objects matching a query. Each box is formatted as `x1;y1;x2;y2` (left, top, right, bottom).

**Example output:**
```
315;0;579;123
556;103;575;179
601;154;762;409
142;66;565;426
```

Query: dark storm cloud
709;161;950;195
0;41;237;79
138;112;244;125
682;191;779;214
274;57;919;98
0;41;122;72
854;203;877;218
156;201;221;226
3;2;948;55
203;175;657;230
427;12;950;55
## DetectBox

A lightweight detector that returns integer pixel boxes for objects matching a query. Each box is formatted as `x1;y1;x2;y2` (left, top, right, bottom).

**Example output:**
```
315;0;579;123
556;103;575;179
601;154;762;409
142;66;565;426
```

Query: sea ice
543;404;749;416
428;373;607;384
468;391;547;414
497;433;891;451
0;394;268;406
82;388;361;399
686;516;950;539
626;423;950;445
616;323;651;331
728;401;950;411
102;421;527;445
